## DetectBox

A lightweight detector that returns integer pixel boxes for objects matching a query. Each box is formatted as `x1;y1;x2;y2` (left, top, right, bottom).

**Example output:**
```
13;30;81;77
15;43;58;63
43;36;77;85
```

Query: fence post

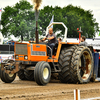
74;89;80;100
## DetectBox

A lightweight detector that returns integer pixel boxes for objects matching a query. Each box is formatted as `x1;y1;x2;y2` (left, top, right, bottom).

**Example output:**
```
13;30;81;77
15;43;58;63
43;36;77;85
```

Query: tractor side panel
30;44;48;61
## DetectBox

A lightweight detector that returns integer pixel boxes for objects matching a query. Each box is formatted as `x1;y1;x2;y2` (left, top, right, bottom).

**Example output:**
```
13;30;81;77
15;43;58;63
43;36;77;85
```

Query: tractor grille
15;44;27;55
31;51;46;56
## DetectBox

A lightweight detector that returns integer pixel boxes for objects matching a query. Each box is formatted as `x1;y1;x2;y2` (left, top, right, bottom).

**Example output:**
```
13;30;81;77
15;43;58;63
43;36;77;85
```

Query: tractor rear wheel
59;46;93;84
71;46;93;83
18;69;27;80
34;61;51;85
24;70;34;81
58;46;76;83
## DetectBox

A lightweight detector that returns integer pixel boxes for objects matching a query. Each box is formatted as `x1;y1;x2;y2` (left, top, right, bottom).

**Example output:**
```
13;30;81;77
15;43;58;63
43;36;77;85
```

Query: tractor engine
15;43;48;62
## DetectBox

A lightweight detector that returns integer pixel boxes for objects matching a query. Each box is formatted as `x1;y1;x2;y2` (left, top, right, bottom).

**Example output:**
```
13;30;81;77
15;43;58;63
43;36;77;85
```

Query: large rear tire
59;46;93;84
58;46;76;83
24;70;34;81
71;46;93;83
34;61;51;85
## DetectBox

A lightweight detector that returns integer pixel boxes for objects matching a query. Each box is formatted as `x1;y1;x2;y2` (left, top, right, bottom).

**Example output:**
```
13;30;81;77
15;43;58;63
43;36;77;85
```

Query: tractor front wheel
18;69;27;80
1;71;16;83
1;60;16;83
24;70;34;81
34;61;51;85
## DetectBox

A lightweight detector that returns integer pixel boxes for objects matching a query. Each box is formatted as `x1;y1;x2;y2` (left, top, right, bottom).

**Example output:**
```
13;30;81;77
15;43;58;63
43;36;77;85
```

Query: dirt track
0;77;100;100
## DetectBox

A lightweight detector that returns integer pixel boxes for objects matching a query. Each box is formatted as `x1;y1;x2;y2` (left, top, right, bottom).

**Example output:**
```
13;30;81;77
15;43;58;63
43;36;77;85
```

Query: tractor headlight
15;55;19;59
24;56;28;60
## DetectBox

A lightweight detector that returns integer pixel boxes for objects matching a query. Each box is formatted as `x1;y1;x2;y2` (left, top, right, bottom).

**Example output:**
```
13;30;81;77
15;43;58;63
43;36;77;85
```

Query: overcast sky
0;0;100;27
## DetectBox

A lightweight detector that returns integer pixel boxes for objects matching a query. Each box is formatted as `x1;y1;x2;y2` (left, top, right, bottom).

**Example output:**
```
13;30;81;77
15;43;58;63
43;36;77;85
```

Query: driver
41;28;57;55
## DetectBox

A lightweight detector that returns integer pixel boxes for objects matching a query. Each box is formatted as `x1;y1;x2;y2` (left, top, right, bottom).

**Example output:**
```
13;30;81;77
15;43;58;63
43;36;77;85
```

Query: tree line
1;0;99;41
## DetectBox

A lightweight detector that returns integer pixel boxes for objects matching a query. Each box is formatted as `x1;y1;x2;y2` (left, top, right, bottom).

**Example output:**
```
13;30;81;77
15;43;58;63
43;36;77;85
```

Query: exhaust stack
35;10;39;43
31;0;42;44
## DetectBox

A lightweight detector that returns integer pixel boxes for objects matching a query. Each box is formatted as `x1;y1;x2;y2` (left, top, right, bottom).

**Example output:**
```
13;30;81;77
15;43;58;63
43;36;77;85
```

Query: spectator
79;36;88;46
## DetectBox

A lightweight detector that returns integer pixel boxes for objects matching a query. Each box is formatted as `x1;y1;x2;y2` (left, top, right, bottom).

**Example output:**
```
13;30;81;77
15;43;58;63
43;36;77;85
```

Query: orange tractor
0;22;95;85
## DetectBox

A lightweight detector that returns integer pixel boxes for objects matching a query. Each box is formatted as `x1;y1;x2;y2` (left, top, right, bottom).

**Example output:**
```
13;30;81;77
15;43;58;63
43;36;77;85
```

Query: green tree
39;5;99;38
39;6;66;37
1;0;35;41
62;5;99;38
